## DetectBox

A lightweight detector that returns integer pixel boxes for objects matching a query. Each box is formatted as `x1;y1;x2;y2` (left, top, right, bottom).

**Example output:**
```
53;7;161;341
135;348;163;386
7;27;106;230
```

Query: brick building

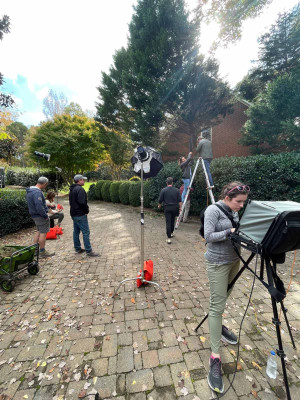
164;99;252;161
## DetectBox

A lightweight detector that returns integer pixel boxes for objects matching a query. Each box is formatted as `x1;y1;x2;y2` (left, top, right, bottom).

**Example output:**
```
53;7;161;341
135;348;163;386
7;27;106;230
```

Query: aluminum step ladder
175;157;215;230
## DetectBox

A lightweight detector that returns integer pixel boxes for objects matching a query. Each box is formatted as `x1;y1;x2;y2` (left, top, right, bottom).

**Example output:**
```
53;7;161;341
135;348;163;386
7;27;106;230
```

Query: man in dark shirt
69;174;99;257
158;177;182;244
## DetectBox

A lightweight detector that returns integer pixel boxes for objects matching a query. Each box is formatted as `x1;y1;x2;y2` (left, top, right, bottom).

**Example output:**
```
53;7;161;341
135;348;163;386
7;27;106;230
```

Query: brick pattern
164;100;252;161
0;200;299;399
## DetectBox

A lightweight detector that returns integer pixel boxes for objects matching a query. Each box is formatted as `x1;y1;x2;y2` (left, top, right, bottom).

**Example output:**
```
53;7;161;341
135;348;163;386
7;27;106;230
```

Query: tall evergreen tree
237;4;300;101
96;0;233;148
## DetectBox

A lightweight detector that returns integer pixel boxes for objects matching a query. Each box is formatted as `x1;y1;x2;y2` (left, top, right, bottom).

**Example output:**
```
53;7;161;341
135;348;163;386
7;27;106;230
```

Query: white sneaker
166;238;171;244
171;233;174;238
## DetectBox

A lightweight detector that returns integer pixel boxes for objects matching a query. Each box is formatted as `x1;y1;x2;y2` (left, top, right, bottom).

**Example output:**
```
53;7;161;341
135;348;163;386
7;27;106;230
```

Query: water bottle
266;350;278;379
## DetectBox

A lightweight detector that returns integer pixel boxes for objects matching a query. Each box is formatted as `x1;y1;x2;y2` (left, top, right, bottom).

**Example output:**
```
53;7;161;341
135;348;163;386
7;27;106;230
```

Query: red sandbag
55;226;63;235
137;260;154;287
57;204;64;210
46;227;57;240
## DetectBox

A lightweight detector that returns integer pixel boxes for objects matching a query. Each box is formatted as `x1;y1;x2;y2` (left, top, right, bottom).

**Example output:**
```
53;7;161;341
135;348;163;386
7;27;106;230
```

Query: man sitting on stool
158;177;182;244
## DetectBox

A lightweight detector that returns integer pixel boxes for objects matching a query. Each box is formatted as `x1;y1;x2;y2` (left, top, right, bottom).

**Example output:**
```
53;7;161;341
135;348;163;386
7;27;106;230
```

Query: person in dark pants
69;174;99;257
196;136;214;187
158;177;182;244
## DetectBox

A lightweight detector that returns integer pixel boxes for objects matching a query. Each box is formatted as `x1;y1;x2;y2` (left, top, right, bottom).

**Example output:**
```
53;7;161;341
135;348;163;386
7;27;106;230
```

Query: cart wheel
28;262;40;275
1;279;16;292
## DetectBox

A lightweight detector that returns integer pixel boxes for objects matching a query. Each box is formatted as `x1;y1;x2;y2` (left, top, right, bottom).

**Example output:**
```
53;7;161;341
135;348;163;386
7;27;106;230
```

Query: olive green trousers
205;259;240;354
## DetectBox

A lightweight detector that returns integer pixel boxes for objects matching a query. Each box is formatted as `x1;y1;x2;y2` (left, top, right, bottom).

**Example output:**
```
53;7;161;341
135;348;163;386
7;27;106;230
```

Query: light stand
55;167;62;205
113;159;166;298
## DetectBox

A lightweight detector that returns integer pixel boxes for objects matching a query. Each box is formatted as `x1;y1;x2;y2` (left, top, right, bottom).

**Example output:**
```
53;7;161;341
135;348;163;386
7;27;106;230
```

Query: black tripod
195;248;296;400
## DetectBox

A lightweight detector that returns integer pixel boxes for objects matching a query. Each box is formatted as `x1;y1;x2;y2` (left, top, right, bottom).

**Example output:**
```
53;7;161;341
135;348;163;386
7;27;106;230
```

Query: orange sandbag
46;227;58;240
55;226;63;235
137;260;154;287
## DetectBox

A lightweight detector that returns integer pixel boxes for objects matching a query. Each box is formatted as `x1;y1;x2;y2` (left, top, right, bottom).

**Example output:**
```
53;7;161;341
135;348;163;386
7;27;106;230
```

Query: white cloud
18;110;45;127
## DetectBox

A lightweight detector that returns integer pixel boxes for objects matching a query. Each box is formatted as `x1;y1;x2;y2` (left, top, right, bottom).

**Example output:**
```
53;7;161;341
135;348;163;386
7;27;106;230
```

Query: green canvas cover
238;200;300;244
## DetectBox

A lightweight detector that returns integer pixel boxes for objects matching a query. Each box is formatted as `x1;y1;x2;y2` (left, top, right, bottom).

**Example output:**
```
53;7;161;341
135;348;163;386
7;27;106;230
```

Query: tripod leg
280;301;296;349
265;259;292;400
195;313;208;332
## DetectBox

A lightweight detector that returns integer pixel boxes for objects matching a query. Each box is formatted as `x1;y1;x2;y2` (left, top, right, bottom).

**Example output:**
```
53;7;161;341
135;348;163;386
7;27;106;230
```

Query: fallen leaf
251;390;258;398
173;302;179;308
244;344;253;351
246;375;253;382
78;389;87;398
200;336;206;343
252;361;262;371
131;298;136;304
180;387;189;396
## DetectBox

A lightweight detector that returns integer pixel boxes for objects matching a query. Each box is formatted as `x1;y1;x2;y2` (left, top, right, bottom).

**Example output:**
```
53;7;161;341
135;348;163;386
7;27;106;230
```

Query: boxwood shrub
101;180;112;202
129;182;141;207
87;184;97;201
94;180;106;200
110;181;122;203
0;189;34;237
6;167;64;189
119;182;131;205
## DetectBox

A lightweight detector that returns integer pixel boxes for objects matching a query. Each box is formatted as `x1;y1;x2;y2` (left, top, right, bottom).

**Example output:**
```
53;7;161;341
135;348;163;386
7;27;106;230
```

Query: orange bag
137;260;154;287
46;227;57;240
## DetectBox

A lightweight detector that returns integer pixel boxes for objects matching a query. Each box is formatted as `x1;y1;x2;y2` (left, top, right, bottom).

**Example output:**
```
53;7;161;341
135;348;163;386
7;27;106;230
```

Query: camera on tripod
34;151;51;161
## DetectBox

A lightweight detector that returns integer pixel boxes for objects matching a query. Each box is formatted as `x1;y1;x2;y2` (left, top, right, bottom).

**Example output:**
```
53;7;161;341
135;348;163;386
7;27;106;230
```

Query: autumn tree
28;115;104;183
63;102;86;117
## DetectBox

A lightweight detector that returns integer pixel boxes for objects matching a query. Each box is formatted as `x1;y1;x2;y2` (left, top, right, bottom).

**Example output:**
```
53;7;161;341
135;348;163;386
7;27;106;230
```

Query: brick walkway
0;200;299;400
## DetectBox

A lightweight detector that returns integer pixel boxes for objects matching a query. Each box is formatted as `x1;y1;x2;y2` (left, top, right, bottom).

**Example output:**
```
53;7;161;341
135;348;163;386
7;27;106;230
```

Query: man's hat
74;174;87;182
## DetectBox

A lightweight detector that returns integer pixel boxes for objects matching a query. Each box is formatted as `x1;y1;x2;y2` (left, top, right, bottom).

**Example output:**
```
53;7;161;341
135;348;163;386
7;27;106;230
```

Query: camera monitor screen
238;200;300;245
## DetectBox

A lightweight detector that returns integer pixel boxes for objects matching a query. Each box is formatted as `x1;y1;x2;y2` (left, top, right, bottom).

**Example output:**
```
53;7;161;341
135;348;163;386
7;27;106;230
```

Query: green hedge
129;182;141;207
87;183;97;201
101;181;112;202
87;152;300;215
119;182;131;205
0;189;34;237
110;181;122;203
95;180;106;200
6;167;64;189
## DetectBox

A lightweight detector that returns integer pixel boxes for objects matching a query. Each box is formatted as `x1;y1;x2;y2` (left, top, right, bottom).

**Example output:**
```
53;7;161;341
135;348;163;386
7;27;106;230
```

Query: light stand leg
280;301;296;349
113;162;166;299
265;258;292;400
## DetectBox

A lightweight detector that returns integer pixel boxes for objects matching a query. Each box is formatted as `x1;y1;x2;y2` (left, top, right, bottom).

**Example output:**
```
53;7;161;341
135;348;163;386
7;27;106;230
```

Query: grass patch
59;181;96;195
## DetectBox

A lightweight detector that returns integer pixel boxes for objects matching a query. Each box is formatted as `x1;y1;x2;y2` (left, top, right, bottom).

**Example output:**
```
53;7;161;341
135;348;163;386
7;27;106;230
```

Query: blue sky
1;0;299;127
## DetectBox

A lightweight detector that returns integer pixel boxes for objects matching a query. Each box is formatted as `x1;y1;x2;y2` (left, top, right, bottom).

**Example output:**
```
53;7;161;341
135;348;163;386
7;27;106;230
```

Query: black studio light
131;146;163;179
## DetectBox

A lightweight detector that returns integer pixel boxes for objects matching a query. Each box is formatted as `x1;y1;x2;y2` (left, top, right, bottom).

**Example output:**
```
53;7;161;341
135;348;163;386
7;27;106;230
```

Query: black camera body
34;151;51;161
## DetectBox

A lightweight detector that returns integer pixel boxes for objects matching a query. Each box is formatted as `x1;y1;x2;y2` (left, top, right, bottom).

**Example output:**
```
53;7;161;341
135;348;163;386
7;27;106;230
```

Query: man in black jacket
158;177;182;244
69;174;99;257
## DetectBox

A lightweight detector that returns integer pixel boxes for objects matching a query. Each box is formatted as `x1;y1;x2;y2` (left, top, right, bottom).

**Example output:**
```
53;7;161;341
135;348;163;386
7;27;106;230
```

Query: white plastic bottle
266;350;278;379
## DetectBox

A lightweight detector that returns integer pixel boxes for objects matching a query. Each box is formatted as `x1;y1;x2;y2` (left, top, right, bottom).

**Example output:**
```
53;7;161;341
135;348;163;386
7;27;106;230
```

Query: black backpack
199;204;238;238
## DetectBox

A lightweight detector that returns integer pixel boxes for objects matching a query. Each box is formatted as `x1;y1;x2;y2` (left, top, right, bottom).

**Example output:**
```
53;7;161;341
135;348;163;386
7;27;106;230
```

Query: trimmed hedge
95;180;106;200
110;181;122;203
101;181;112;202
87;152;300;215
87;184;97;201
129;182;141;207
119;182;131;205
0;189;34;237
6;167;64;189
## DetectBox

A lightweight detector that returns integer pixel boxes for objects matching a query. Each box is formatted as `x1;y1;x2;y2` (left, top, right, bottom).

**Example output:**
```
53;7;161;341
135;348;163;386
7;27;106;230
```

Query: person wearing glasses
203;181;250;393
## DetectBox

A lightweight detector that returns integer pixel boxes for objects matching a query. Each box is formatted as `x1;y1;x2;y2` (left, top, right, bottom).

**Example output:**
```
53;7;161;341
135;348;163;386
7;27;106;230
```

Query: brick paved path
0;200;300;400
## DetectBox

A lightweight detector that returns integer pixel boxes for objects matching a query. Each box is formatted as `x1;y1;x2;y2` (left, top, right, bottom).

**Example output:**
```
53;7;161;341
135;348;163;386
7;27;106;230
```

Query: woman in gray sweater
204;181;250;393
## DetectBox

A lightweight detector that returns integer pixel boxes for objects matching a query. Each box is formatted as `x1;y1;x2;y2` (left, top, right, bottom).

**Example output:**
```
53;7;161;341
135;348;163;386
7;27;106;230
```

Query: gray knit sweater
204;201;240;264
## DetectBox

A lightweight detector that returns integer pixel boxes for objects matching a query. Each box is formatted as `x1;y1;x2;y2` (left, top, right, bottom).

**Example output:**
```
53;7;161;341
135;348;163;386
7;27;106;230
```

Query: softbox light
131;146;163;179
237;200;300;256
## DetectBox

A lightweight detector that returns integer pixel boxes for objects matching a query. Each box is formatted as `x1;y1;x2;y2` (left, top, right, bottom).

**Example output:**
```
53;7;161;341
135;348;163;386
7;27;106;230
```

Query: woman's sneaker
221;325;238;344
208;357;224;393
